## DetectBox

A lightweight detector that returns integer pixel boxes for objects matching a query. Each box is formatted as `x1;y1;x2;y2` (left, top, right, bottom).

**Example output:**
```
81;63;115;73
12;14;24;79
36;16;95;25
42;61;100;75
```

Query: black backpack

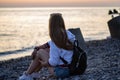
60;40;87;75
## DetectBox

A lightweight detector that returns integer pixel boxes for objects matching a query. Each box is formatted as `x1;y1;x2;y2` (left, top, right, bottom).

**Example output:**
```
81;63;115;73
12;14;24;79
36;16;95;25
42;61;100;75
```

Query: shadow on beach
0;38;120;80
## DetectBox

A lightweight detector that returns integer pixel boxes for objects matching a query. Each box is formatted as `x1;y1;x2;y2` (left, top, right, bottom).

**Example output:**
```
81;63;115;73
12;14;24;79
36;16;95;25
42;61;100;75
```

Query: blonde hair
49;13;73;50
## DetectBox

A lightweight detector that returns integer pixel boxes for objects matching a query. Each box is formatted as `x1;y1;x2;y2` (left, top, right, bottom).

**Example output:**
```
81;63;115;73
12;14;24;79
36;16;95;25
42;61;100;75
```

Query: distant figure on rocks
113;9;118;14
108;9;120;18
108;10;114;18
108;10;113;15
18;13;76;80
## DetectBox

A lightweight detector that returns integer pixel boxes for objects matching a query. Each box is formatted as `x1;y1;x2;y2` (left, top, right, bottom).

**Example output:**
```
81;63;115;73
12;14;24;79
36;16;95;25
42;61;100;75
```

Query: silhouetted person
108;10;114;18
108;10;113;15
113;9;118;14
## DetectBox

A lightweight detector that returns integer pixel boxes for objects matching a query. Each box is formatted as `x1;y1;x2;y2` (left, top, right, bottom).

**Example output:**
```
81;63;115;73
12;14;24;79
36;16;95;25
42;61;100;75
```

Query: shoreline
0;38;120;80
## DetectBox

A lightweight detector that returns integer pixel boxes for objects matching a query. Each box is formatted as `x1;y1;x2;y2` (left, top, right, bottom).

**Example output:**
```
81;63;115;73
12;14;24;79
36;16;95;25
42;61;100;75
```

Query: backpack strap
60;56;68;65
74;40;79;47
60;40;79;65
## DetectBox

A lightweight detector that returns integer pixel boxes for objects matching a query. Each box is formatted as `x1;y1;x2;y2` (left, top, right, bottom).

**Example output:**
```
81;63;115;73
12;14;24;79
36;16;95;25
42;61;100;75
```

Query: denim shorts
54;66;70;78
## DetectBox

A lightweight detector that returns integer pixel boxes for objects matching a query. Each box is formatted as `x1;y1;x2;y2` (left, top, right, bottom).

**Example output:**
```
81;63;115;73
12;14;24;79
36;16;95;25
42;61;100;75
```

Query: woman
19;13;75;80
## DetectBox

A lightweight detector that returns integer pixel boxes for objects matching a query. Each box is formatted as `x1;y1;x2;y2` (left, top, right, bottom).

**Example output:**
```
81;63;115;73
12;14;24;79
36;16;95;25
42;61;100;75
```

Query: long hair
49;13;73;50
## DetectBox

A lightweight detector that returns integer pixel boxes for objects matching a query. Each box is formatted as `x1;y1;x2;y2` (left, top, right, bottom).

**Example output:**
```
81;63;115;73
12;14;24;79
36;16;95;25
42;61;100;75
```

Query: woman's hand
31;46;41;59
31;42;49;60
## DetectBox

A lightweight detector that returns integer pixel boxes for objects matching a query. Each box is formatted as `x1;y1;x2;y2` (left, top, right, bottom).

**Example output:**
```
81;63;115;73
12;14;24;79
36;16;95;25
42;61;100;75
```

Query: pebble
0;38;119;80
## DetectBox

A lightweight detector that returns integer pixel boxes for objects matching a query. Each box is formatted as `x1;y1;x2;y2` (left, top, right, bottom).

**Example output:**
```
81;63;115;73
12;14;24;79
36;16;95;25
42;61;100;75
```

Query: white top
48;30;75;66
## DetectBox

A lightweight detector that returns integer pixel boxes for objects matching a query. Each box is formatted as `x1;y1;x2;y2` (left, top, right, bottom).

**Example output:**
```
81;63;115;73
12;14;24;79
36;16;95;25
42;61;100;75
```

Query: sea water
0;7;119;60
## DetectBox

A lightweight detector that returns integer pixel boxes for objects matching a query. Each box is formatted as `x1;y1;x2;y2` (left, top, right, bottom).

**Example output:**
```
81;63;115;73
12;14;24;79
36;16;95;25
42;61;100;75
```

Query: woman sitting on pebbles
19;13;75;80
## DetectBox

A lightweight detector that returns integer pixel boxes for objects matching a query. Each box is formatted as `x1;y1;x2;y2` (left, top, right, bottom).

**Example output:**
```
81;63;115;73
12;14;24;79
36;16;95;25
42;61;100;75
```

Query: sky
0;0;119;7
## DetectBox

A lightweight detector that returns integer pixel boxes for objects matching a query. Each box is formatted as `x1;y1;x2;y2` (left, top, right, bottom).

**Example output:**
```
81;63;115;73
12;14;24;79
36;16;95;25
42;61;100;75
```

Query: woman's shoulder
66;30;74;35
48;40;59;49
66;30;75;39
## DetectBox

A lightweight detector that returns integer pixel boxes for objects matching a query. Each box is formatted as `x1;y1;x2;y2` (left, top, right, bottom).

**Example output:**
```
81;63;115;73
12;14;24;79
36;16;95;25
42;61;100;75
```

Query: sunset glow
0;0;119;7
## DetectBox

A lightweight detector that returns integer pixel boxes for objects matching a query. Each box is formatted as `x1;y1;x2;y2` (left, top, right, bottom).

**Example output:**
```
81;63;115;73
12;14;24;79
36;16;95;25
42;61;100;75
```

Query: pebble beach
0;38;120;80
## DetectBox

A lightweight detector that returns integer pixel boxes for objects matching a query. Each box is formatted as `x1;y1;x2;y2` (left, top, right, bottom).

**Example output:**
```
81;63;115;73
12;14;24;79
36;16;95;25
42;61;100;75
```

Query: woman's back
48;30;75;66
